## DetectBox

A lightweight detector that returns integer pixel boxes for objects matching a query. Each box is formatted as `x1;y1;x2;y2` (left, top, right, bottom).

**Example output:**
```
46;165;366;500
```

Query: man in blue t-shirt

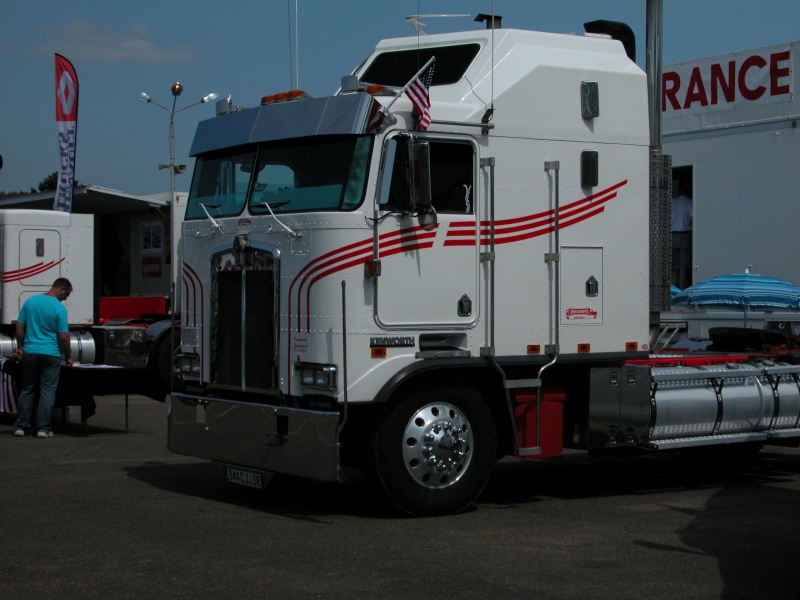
12;278;74;438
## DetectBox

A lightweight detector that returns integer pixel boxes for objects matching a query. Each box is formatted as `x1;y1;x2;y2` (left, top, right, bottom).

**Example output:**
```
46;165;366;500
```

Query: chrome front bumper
168;393;341;482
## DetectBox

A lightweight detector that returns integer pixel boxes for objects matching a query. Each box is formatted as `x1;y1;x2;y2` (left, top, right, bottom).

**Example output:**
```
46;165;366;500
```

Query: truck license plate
225;467;263;489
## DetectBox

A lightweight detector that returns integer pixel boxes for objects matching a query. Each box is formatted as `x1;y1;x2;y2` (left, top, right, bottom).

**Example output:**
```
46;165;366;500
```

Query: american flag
405;60;435;130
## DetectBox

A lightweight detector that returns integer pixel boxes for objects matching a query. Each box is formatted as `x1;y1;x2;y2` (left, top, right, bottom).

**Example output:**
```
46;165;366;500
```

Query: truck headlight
176;352;200;376
296;363;337;391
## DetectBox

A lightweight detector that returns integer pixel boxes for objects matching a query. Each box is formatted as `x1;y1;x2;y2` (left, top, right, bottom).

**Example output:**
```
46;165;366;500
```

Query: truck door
375;137;479;329
18;228;62;288
11;227;63;319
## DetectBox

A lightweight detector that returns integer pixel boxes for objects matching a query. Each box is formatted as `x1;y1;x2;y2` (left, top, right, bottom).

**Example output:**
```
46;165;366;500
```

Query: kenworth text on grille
167;17;800;516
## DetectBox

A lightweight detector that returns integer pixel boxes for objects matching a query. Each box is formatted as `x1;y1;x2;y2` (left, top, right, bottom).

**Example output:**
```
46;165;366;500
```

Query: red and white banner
54;54;78;212
662;44;792;116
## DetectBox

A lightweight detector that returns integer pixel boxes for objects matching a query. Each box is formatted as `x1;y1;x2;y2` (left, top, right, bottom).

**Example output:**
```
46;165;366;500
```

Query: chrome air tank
650;362;779;441
762;363;800;431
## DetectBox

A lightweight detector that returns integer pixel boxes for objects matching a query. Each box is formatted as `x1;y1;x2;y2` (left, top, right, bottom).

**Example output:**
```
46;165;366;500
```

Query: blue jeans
671;231;692;270
13;353;62;434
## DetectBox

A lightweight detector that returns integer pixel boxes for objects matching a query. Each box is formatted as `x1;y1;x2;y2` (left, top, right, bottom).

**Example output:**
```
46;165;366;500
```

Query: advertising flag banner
54;54;78;212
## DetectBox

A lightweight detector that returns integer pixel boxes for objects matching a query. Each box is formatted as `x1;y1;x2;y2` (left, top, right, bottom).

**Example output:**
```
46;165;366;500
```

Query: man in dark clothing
671;182;693;290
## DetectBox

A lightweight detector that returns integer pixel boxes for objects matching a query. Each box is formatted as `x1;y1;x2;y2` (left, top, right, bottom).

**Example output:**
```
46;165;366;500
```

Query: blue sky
2;0;800;197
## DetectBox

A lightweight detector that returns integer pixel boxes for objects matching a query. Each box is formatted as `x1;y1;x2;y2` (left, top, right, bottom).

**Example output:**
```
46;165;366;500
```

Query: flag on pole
54;54;78;212
405;59;435;130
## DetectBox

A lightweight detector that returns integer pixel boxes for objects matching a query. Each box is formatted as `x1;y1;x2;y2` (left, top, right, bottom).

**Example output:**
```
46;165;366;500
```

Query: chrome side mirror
417;204;437;232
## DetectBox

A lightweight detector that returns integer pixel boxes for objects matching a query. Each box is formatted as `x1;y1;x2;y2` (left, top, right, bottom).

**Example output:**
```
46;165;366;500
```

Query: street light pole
136;83;217;315
137;82;218;206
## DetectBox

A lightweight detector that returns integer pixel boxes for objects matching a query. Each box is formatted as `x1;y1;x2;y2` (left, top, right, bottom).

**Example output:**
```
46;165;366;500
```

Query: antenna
295;0;299;89
287;0;300;89
404;14;470;35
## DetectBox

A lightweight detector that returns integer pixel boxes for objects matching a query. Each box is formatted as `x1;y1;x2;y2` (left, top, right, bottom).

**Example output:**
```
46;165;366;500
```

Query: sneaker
36;431;54;438
13;429;25;437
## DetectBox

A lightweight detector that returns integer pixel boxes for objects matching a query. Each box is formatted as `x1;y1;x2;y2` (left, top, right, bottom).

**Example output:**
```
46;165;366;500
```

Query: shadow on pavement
124;460;395;520
479;447;800;506
480;448;800;597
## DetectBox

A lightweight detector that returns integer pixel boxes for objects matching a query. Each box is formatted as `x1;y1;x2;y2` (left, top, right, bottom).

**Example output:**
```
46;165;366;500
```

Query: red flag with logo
54;54;78;212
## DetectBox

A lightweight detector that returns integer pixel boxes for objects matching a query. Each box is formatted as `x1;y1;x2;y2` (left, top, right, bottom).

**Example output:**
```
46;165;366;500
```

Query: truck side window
381;139;474;214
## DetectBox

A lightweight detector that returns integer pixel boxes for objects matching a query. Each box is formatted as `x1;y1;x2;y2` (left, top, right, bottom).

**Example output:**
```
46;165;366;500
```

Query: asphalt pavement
2;395;800;599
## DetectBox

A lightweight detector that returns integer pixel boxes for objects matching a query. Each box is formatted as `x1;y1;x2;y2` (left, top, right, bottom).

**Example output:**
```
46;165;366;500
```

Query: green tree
39;172;58;191
0;172;81;198
0;190;34;199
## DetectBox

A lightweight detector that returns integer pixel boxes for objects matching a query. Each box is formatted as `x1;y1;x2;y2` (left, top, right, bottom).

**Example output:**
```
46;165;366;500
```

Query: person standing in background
671;182;693;290
12;278;74;438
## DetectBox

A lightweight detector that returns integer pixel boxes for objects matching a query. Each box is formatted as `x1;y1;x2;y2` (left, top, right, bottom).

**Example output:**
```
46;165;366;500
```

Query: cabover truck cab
168;26;800;515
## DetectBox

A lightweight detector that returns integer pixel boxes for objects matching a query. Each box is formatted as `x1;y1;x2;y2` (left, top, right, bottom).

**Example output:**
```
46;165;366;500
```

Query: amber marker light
261;89;309;105
371;347;387;359
577;343;591;353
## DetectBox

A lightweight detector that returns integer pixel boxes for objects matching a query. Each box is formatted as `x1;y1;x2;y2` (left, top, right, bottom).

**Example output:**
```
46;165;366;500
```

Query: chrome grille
211;243;278;392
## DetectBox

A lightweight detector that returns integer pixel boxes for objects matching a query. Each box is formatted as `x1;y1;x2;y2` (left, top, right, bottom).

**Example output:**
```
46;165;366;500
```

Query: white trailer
0;210;94;356
167;22;800;516
662;41;800;285
0;200;183;398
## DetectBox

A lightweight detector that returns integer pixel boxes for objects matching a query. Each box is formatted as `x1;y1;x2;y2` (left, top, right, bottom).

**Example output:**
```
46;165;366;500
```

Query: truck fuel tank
589;360;800;450
0;328;94;364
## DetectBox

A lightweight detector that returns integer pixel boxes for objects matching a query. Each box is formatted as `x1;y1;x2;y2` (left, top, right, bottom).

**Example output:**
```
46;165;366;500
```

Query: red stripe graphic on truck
289;179;626;336
2;258;66;283
285;225;437;395
444;180;626;246
288;225;438;333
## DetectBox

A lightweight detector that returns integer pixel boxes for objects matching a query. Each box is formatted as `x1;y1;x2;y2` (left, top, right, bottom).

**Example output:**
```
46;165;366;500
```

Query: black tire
369;384;496;516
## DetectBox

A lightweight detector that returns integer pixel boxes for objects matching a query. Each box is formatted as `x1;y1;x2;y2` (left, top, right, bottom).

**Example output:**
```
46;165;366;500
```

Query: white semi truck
167;18;800;515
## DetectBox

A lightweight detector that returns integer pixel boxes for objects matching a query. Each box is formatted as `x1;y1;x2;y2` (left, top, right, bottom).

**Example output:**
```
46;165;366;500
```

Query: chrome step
766;428;800;439
647;432;767;450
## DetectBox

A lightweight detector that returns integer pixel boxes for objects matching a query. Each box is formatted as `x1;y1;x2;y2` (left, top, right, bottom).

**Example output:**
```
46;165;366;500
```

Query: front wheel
368;384;496;516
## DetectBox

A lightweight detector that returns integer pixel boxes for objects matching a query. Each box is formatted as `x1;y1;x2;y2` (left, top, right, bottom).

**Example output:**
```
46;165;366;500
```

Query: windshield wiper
257;202;300;238
197;202;224;236
262;200;290;208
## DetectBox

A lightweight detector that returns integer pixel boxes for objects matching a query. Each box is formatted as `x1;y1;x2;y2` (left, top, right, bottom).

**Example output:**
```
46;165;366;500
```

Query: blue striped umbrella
672;272;800;312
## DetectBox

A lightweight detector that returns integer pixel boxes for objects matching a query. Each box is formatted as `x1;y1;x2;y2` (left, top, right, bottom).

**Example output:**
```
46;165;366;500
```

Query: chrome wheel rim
401;402;473;489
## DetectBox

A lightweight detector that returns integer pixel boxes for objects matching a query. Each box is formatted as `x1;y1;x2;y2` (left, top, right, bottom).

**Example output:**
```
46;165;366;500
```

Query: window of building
141;222;163;254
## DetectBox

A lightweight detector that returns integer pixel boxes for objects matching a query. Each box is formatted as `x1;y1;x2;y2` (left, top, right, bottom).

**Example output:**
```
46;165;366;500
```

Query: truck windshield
185;135;373;220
